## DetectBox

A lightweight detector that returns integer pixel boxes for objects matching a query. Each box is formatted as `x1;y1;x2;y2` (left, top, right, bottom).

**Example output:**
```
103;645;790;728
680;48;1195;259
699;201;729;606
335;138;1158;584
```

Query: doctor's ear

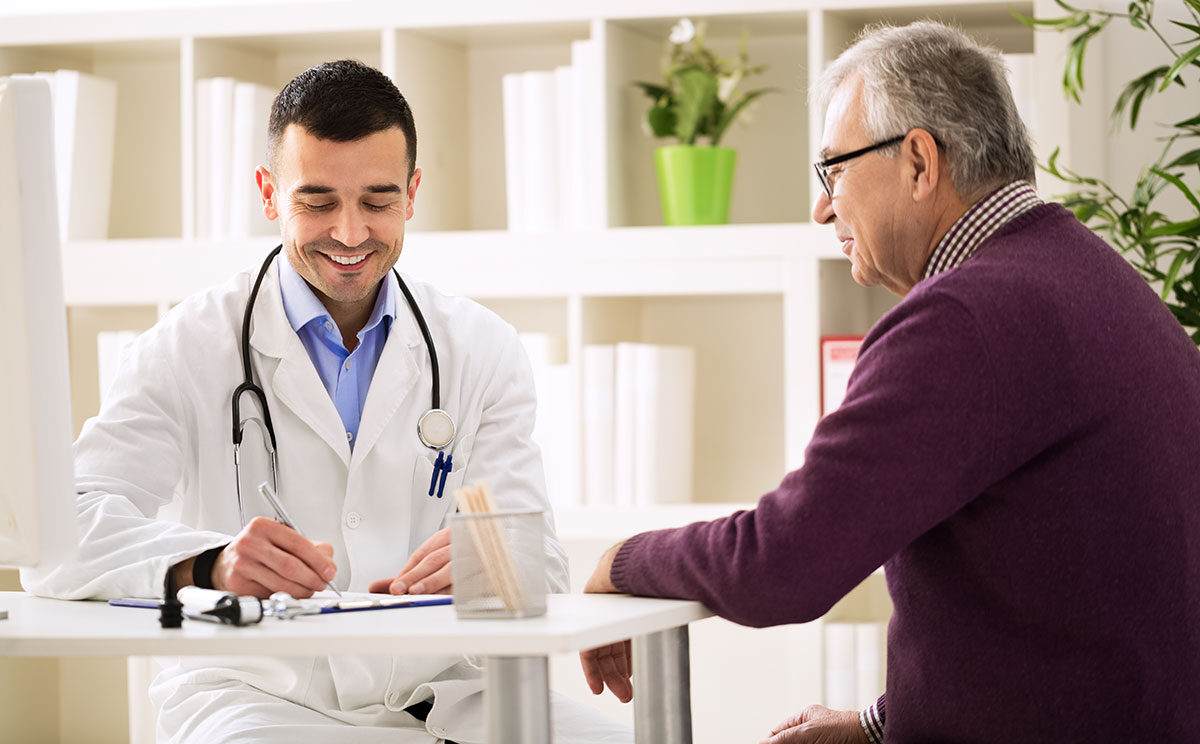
256;166;279;221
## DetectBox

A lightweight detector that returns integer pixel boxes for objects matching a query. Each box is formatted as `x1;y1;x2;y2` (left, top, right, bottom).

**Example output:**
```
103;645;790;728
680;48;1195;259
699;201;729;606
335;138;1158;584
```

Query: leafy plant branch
634;19;777;146
1016;0;1200;342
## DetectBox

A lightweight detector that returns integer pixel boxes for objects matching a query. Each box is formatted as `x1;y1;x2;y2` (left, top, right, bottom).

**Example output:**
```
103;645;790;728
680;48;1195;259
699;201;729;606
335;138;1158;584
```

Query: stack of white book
583;343;696;507
195;77;277;240
519;333;580;508
501;38;605;233
33;69;117;242
824;621;887;711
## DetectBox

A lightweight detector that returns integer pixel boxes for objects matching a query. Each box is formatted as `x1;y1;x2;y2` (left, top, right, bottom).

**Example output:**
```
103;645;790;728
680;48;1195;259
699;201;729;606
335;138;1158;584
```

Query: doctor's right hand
211;516;337;599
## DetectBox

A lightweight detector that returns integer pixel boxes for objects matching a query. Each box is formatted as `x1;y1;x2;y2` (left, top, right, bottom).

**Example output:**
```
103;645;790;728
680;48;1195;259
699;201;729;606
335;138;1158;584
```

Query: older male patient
580;21;1200;744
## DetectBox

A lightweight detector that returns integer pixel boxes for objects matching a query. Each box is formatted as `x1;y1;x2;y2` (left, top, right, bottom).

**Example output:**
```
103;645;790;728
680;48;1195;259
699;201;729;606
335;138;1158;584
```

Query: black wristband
192;544;228;589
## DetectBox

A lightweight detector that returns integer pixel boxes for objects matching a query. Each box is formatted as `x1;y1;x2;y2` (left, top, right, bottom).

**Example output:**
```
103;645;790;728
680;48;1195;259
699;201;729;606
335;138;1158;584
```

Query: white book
553;65;575;232
519;333;578;508
535;364;581;508
229;81;275;239
97;329;138;405
854;622;886;711
194;78;213;239
501;72;525;232
37;70;117;241
633;344;695;505
205;77;236;241
519;70;559;233
570;39;605;229
824;622;858;711
613;343;639;507
568;41;592;230
821;337;863;416
582;345;616;507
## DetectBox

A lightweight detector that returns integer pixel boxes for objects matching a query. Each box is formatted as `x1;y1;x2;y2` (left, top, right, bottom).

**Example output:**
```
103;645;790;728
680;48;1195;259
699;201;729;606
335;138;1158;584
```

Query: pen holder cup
450;508;548;619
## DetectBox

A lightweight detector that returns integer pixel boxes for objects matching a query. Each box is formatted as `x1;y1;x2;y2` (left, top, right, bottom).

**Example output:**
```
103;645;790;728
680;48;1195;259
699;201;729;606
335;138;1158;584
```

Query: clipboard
317;595;452;613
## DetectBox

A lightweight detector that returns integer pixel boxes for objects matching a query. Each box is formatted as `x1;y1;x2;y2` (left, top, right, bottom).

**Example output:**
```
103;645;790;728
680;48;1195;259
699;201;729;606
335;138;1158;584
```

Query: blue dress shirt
277;255;397;450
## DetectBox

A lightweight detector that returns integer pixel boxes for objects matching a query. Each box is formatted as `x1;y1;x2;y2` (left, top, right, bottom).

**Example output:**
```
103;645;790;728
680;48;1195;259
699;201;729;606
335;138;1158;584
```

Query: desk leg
486;655;551;744
633;626;692;744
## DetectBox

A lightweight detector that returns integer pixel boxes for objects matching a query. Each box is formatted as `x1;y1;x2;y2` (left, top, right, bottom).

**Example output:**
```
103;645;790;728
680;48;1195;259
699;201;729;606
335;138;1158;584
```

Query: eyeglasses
813;134;907;200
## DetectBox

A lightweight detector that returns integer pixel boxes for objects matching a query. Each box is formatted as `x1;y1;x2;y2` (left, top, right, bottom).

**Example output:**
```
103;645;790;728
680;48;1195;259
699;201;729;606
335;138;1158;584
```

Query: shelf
60;223;846;305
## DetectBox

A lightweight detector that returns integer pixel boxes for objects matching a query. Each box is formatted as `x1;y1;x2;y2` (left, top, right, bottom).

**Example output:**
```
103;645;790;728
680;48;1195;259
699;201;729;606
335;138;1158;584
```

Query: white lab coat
21;257;623;744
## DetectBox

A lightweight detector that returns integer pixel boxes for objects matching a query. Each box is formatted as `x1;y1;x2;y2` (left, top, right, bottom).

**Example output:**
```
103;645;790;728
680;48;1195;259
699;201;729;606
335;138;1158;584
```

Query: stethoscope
232;245;458;527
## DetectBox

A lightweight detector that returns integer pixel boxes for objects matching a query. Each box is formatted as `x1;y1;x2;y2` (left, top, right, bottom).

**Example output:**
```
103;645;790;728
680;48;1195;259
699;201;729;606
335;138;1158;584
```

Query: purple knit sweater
611;204;1200;741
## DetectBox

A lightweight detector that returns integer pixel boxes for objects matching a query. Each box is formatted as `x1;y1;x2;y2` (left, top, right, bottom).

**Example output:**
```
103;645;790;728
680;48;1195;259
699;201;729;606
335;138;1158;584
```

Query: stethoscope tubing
235;245;444;451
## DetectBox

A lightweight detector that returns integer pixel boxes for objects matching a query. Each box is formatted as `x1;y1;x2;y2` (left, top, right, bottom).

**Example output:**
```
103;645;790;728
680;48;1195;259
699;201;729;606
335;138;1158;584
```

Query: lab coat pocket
409;434;473;552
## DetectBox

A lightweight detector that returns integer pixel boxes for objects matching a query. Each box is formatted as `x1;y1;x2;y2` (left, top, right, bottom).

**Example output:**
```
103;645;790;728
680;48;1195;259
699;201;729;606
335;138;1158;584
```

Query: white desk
0;591;711;743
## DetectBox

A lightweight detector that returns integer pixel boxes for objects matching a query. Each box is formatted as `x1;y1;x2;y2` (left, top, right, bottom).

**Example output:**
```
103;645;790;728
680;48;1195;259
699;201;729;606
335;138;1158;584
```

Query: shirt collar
922;180;1043;281
277;253;398;338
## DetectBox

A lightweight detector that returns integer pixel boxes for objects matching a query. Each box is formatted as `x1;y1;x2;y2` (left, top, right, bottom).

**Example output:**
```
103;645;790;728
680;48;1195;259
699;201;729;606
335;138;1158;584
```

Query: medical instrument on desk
265;591;453;620
232;246;459;527
257;480;343;597
178;586;264;626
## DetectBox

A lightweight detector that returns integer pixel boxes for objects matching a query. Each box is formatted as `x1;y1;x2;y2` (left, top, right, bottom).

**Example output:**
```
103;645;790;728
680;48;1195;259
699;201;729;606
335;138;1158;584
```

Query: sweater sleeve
610;288;1001;626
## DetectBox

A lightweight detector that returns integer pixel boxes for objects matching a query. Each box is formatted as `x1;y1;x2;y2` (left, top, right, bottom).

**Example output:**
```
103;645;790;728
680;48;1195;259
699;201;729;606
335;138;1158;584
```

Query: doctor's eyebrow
292;183;402;196
293;184;335;195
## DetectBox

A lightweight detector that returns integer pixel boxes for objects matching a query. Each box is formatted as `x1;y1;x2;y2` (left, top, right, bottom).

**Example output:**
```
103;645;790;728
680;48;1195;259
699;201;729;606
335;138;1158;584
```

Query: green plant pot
654;145;737;226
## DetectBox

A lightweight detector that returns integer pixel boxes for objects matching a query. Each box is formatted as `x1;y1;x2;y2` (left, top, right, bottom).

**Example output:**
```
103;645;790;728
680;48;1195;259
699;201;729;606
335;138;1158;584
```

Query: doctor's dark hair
267;59;417;180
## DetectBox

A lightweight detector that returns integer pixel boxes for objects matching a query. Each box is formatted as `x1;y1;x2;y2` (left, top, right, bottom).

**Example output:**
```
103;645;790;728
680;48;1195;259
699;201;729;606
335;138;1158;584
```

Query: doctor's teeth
329;254;367;265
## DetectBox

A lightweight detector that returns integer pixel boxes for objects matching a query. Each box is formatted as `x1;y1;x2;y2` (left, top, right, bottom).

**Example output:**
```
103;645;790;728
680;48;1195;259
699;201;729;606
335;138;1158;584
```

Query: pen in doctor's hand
257;481;343;597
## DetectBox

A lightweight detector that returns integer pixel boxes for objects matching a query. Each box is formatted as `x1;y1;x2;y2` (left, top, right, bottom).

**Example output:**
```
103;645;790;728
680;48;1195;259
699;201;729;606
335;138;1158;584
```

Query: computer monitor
0;75;79;569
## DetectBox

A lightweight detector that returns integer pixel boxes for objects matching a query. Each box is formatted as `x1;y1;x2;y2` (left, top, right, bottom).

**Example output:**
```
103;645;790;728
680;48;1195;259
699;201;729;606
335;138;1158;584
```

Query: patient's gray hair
811;21;1035;200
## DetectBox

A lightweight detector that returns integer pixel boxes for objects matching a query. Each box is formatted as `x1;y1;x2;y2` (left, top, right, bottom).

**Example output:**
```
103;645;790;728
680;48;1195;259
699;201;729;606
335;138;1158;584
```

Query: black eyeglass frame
813;134;907;200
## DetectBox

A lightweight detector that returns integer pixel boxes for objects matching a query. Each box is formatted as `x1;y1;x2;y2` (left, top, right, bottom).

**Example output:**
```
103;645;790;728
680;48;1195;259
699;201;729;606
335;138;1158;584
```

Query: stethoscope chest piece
417;408;456;451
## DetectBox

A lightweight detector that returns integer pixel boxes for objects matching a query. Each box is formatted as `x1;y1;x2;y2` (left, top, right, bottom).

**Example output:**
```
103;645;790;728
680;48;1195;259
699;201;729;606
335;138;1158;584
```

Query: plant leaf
1170;19;1200;35
1146;216;1200;238
1112;66;1168;129
711;87;778;145
634;82;671;101
1166;147;1200;168
1159;41;1200;92
1164;166;1200;213
647;105;677;138
1163;251;1190;299
675;67;718;145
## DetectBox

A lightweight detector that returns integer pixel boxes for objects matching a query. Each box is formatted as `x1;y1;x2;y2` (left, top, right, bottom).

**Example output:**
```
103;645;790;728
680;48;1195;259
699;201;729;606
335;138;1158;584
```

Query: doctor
22;60;630;744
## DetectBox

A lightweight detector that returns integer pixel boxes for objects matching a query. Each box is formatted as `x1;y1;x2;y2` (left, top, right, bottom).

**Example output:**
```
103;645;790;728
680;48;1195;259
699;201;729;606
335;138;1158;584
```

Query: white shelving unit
2;1;1105;741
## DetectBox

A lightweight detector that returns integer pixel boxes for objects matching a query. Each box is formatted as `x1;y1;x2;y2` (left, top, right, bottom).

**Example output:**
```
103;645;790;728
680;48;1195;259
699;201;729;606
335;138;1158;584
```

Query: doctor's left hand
369;526;453;595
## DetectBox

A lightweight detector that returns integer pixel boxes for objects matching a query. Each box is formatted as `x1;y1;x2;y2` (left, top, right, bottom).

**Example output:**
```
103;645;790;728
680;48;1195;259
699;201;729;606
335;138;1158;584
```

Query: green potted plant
635;18;776;226
1017;0;1200;343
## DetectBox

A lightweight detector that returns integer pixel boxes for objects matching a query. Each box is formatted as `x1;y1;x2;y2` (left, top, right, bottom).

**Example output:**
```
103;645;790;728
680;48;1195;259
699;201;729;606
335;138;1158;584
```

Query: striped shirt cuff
859;694;886;744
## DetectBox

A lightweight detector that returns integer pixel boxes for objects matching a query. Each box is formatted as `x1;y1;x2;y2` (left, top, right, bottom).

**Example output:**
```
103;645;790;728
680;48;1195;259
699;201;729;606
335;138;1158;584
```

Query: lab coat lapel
352;307;422;467
249;260;352;466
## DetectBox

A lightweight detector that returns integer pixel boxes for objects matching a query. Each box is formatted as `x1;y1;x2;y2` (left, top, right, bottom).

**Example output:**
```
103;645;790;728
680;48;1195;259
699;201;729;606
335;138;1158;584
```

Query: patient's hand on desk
580;540;633;702
761;705;867;744
369;526;453;595
580;639;634;703
213;516;337;598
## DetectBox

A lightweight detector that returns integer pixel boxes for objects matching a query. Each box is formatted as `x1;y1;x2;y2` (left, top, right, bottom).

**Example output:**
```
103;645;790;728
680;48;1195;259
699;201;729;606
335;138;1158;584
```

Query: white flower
669;18;695;45
718;72;742;103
